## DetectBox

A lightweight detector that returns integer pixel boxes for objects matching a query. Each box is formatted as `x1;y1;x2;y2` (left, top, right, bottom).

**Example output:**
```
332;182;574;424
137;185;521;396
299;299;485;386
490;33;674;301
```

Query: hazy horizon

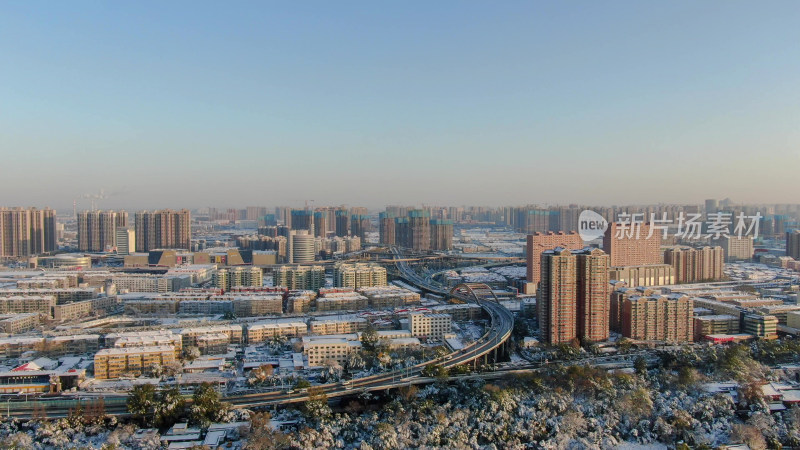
2;1;799;210
16;197;800;216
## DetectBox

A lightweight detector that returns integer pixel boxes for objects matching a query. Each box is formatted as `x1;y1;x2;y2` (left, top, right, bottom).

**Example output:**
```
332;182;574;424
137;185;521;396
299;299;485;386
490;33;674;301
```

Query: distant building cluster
77;210;129;252
379;209;453;251
523;208;772;345
74;209;190;254
122;248;276;270
663;246;724;283
122;291;283;317
1;200;798;402
239;227;361;262
134;209;192;251
0;207;57;258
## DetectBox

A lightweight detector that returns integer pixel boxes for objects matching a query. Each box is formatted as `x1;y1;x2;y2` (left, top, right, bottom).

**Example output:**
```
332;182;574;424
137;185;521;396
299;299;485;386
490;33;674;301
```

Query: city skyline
8;197;800;216
2;3;800;447
2;1;799;209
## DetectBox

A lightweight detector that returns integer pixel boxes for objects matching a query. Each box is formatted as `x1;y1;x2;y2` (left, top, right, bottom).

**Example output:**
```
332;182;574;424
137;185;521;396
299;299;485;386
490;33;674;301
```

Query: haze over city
2;1;799;210
5;2;800;448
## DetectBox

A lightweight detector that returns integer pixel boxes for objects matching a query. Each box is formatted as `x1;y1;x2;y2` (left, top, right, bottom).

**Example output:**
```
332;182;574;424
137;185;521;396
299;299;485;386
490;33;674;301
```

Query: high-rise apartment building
77;210;128;252
525;232;584;285
0;207;57;258
787;230;800;260
379;212;395;245
621;294;693;342
538;247;610;344
610;286;657;333
274;265;326;290
538;248;577;345
313;212;327;238
29;207;57;255
335;210;350;237
717;235;754;262
350;206;369;217
409;210;431;251
663;246;724;283
576;248;610;342
513;208;562;234
430;220;454;251
115;227;135;255
288;230;315;264
134;209;191;251
212;266;263;292
333;262;387;289
394;217;409;248
245;206;268;221
603;222;663;267
350;215;369;242
275;207;292;228
394;210;430;251
291;210;313;232
385;206;412;219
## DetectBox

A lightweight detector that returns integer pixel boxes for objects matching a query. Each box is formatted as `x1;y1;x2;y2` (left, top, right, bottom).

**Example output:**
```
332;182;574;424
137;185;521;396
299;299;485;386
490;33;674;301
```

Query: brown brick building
621;294;693;342
526;231;583;285
603;222;663;267
576;248;610;343
538;247;610;344
663;246;724;283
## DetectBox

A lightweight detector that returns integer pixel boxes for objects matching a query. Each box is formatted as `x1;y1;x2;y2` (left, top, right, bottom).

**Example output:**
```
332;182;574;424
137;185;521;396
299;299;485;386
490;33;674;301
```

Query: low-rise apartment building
743;314;778;339
358;286;421;309
0;295;56;315
113;334;183;357
93;345;176;379
316;292;369;312
0;313;41;334
309;315;368;335
179;325;243;347
286;291;315;314
302;335;362;367
247;320;308;344
408;313;452;340
46;334;101;356
694;315;740;340
333;263;387;289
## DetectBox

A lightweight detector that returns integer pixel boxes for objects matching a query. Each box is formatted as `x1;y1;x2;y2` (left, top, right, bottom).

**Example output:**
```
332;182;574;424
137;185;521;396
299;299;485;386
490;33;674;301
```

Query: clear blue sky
1;1;798;210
